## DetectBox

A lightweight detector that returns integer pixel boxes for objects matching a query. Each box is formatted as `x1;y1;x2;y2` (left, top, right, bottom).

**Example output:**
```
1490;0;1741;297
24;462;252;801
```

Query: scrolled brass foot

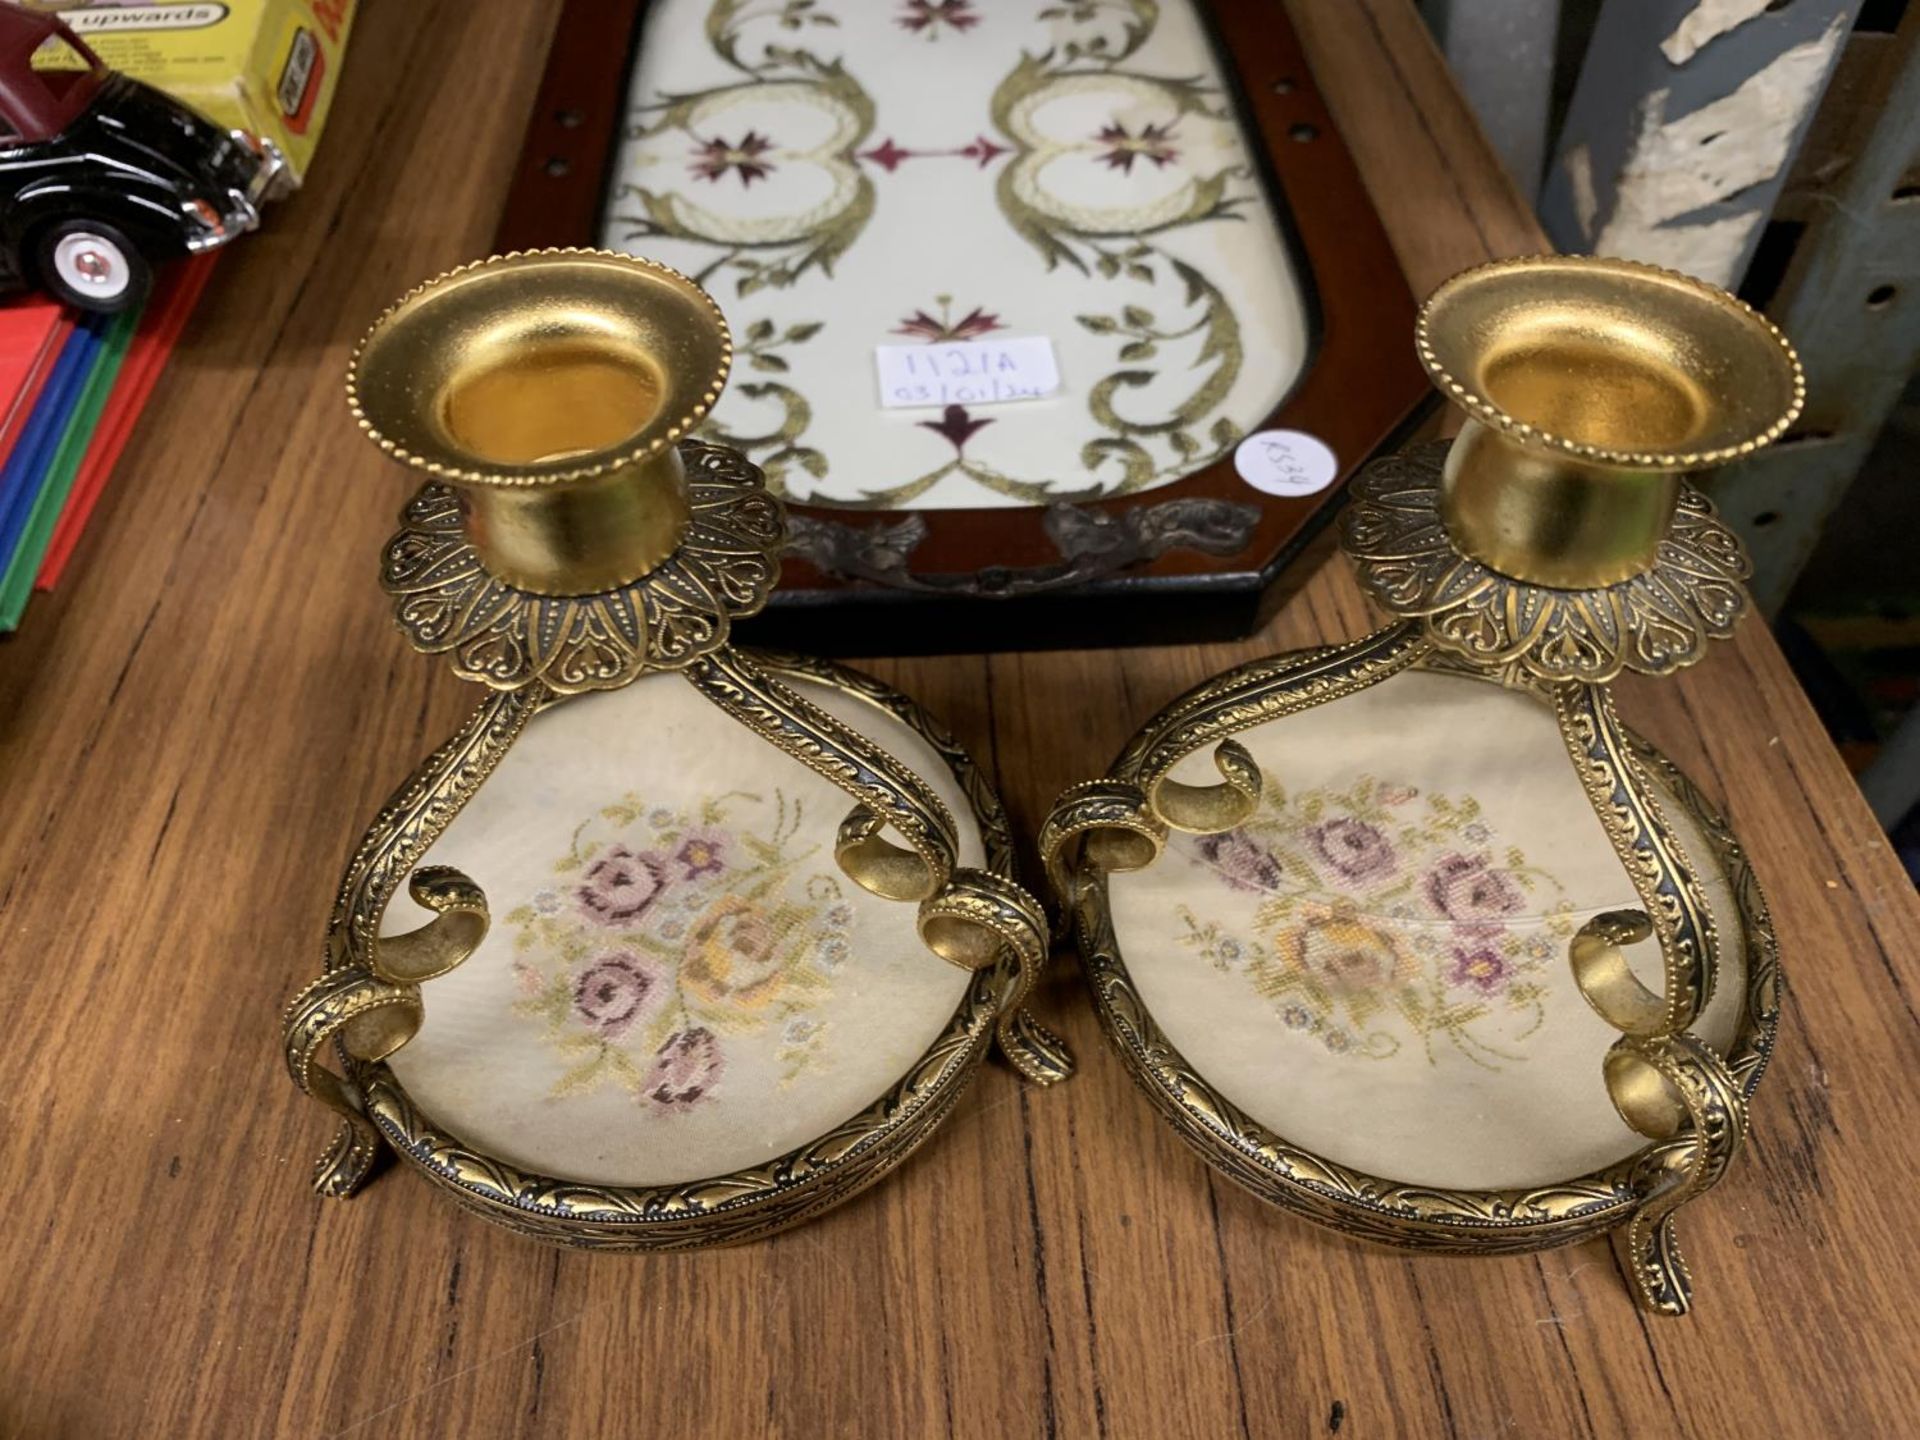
1559;681;1744;1316
920;867;1072;1086
281;966;424;1199
1607;1032;1747;1316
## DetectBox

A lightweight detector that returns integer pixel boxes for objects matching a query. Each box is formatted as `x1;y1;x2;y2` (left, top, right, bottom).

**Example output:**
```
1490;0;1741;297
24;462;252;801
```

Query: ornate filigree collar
1342;443;1752;684
379;440;784;694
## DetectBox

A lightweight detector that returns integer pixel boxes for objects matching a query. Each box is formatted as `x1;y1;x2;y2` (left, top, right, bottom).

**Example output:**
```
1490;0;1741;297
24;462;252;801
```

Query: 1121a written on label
874;337;1061;409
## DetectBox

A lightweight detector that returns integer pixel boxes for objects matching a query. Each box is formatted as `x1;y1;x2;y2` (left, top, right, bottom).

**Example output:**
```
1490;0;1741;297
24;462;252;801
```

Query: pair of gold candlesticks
283;249;1796;1312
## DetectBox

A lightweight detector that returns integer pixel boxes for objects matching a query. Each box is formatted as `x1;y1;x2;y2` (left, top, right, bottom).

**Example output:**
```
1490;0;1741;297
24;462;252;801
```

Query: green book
0;306;140;628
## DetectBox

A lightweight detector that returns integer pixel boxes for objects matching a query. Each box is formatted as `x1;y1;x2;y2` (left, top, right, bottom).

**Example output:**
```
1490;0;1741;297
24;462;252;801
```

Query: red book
0;298;69;474
38;254;218;590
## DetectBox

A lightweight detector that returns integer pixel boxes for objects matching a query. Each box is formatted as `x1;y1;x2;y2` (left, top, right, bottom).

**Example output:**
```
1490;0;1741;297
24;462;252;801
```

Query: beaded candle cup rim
346;248;733;489
1417;254;1805;472
345;249;737;597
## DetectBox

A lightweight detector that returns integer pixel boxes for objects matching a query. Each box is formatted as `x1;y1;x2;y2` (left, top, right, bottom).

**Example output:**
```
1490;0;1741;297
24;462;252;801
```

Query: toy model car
0;7;280;312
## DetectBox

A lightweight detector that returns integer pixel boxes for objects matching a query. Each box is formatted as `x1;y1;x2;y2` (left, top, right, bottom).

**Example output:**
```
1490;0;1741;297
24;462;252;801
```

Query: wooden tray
496;0;1428;652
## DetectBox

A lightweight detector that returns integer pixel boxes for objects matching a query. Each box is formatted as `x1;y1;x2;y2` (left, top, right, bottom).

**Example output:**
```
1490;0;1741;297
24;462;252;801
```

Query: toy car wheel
35;221;150;313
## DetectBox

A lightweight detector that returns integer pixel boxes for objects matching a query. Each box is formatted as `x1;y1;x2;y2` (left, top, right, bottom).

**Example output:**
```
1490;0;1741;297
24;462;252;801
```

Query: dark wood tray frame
497;0;1431;655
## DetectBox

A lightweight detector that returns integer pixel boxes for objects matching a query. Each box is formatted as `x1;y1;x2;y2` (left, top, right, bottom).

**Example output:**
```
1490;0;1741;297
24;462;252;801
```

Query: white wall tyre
36;221;151;313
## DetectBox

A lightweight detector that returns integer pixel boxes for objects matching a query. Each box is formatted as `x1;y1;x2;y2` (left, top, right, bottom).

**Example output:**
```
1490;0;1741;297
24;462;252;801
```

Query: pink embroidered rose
1196;829;1281;892
674;827;729;881
645;1027;723;1108
1307;817;1396;884
1447;943;1512;995
576;845;673;927
1424;853;1524;922
571;951;668;1041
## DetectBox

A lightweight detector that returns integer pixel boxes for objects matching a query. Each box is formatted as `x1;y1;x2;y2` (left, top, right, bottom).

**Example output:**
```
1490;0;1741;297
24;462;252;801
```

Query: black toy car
0;7;279;312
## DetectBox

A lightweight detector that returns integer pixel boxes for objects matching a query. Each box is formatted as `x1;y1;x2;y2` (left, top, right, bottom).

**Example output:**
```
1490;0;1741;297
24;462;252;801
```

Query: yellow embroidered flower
681;895;802;1012
1284;912;1413;997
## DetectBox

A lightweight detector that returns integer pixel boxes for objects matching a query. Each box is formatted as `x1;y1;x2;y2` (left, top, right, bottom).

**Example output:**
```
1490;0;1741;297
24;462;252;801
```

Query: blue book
0;314;105;582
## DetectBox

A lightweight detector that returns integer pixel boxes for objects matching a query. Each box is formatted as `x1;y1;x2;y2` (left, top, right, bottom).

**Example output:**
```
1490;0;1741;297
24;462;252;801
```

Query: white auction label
1234;429;1339;497
874;337;1061;409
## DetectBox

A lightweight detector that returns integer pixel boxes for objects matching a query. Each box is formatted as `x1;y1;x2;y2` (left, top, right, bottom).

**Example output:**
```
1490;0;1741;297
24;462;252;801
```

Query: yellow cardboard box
31;0;356;186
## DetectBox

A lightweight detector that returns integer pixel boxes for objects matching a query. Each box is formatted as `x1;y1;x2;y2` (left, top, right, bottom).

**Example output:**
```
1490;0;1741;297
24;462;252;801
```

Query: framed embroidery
495;0;1429;651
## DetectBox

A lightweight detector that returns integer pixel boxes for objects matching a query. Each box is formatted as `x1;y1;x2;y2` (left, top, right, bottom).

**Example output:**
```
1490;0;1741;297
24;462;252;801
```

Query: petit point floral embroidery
508;790;854;1108
1176;775;1576;1068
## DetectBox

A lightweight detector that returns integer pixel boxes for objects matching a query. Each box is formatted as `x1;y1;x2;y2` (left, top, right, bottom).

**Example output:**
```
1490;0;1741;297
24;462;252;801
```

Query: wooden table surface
4;1;1918;1435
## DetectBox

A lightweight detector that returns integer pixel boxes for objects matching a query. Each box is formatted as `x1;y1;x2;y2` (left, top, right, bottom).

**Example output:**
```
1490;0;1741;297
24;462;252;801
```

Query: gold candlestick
284;251;1068;1248
1044;256;1800;1316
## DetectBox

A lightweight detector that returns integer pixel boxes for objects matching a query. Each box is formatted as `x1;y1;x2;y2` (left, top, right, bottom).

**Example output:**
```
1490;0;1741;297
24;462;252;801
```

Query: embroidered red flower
898;0;979;34
1095;120;1178;174
918;404;993;453
689;130;776;187
893;301;1004;343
